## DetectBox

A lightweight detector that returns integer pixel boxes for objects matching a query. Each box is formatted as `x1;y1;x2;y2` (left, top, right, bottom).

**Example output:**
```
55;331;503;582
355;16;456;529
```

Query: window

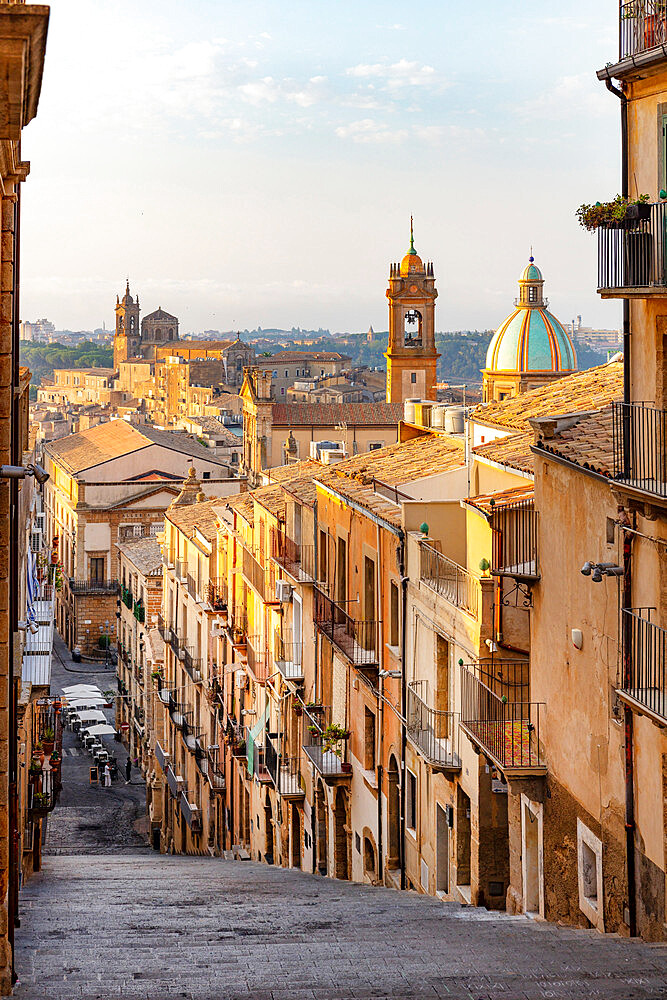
406;770;417;833
281;387;285;395
528;287;537;302
203;471;211;480
89;557;105;583
411;372;417;384
284;370;288;378
389;582;399;647
364;708;376;771
318;530;328;584
577;819;604;930
369;442;382;451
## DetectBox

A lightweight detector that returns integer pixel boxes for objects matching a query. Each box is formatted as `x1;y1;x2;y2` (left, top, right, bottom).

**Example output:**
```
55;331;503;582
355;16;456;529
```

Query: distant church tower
385;219;439;404
113;281;140;370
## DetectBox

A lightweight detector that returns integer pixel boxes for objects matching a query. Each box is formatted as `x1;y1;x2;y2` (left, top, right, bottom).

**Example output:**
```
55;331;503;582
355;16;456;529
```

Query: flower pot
341;762;352;774
42;740;55;756
625;202;652;222
294;705;303;717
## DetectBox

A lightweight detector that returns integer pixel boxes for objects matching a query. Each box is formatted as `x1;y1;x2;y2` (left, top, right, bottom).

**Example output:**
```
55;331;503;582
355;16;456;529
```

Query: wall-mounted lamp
581;561;623;583
0;463;49;486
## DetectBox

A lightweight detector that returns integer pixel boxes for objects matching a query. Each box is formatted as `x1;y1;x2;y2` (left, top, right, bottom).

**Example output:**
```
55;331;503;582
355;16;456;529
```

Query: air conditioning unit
275;579;292;603
30;531;42;553
235;670;247;690
211;622;225;638
35;512;46;532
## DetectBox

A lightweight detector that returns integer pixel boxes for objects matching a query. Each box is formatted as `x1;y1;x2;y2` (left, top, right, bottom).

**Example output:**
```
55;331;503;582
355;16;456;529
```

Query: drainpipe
398;531;408;891
605;74;636;936
622;521;637;937
8;188;20;981
375;522;383;882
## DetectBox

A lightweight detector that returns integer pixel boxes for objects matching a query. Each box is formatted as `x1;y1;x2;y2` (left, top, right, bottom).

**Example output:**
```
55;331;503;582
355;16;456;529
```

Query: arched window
169;328;174;337
155;328;162;337
404;309;422;347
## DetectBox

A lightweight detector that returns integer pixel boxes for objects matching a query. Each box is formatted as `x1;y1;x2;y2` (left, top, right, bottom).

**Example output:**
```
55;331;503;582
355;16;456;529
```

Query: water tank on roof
310;440;340;460
403;397;421;424
431;404;447;429
416;400;435;428
321;448;346;465
444;405;465;434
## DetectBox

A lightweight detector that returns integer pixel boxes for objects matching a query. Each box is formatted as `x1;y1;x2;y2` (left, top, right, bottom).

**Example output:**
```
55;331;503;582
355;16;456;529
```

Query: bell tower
385;219;439;404
113;280;141;370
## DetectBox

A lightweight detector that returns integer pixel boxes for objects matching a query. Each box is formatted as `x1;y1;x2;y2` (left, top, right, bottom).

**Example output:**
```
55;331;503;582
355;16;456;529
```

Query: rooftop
267;351;351;363
532;405;614;478
473;361;622;432
53;367;114;377
45;420;226;475
464;484;535;516
117;536;163;576
166;496;221;541
473;432;534;475
271;401;403;426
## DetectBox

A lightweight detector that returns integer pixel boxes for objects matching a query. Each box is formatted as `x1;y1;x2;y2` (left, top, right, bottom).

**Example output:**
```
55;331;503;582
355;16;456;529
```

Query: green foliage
575;194;650;231
19;340;114;385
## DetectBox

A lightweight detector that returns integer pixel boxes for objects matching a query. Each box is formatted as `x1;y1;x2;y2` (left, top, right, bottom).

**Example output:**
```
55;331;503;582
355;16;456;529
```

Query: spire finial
409;215;415;253
529;246;534;263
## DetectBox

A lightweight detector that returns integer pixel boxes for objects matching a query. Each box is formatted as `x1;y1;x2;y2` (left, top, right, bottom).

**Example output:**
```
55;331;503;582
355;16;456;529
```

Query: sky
20;0;623;335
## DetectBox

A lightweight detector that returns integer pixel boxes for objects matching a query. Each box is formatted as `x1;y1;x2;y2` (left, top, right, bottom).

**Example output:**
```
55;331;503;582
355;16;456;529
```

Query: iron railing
246;635;269;683
620;1;667;60
205;745;226;791
179;791;202;832
420;543;479;616
186;574;202;602
460;660;545;770
621;609;666;721
182;648;204;683
301;707;350;777
174;560;187;582
491;498;539;579
242;545;267;600
154;740;170;773
314;587;379;668
265;738;303;795
69;578;118;594
270;528;316;582
597;202;667;290
613;401;667;499
206;577;228;611
406;680;460;768
166;764;184;798
273;628;304;680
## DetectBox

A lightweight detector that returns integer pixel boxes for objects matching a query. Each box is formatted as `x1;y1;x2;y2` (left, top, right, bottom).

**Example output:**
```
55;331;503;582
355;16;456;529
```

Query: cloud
335;119;409;144
346;58;439;90
517;74;614;121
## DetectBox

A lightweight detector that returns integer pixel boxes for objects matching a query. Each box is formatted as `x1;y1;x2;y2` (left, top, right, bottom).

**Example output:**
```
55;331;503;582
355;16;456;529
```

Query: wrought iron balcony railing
490;497;539;580
246;635;269;683
186;573;202;603
154;740;170;774
302;708;350;779
182;648;204;684
420;543;479;616
620;609;666;722
265;737;304;796
620;1;667;61
406;681;460;769
69;578;118;594
179;791;202;832
314;587;380;668
242;545;267;600
205;745;226;791
460;659;545;772
273;628;304;681
270;527;316;583
166;764;184;798
206;577;228;612
613;401;667;500
597;202;667;293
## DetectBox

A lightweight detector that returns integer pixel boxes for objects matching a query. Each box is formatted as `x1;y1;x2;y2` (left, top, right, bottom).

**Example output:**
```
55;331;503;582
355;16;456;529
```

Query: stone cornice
0;4;49;140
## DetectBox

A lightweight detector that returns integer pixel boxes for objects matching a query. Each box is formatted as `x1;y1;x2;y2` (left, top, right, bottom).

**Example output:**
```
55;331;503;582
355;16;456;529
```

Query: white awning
74;710;107;724
81;723;116;737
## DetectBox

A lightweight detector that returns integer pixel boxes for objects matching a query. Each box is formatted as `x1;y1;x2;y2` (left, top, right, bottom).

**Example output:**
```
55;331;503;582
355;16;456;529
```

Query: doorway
436;804;449;894
315;781;328;875
333;787;351;880
291;803;301;869
521;794;543;916
387;755;400;870
456;787;471;896
264;798;274;864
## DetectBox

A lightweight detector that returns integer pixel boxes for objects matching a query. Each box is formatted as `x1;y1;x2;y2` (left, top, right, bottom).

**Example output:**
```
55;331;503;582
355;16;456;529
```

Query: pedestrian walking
103;763;111;788
125;758;132;783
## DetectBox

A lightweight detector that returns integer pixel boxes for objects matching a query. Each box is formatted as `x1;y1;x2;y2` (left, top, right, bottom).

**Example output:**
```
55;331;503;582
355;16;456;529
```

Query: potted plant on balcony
322;723;351;771
575;194;651;231
294;702;303;718
31;791;50;816
28;759;41;782
49;750;61;778
41;727;55;755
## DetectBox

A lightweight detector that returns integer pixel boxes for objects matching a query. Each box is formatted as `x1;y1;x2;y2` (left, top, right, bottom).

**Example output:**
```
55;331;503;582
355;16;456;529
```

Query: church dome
485;258;576;374
400;249;424;275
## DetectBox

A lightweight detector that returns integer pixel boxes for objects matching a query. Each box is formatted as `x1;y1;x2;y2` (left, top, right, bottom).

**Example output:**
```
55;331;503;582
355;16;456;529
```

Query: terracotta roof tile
117;537;163;576
464;484;535;515
166;497;221;540
271;401;403;427
472;362;622;432
533;405;615;477
474;432;534;474
268;351;351;362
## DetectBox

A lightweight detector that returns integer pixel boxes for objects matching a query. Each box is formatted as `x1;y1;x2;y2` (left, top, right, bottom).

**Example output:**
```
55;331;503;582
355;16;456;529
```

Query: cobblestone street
12;638;667;1000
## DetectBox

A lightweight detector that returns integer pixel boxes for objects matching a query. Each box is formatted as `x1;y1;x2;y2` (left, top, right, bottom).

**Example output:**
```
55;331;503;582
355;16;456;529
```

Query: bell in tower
385;218;439;404
113;279;141;370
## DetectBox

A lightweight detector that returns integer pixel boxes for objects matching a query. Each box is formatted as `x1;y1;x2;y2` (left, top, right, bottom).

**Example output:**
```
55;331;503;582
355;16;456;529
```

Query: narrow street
11;639;667;1000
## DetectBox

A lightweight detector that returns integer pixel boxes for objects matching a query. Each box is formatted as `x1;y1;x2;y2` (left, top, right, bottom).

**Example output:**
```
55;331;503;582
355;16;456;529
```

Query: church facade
113;282;179;369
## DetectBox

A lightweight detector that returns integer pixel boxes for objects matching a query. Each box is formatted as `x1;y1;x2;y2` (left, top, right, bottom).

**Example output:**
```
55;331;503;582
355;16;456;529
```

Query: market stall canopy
63;685;103;694
74;710;107;724
81;723;116;737
66;696;107;708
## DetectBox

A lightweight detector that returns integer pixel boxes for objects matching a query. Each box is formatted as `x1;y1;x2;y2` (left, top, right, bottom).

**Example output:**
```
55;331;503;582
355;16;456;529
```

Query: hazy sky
20;0;622;335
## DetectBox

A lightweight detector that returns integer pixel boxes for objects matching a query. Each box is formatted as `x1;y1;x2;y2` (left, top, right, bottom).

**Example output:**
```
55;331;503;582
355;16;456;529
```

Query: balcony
162;547;175;569
246;635;269;683
620;1;667;61
406;681;460;771
251;740;272;782
273;628;304;681
166;764;184;798
490;495;539;582
186;574;202;603
133;599;145;623
205;745;226;792
154;740;170;774
120;584;133;609
174;559;187;583
179;791;202;832
270;527;316;583
302;710;351;782
314;587;380;670
182;647;204;684
242;545;267;600
613;402;667;502
69;578;118;594
619;609;666;724
265;738;304;797
460;660;545;776
597;203;667;297
420;543;479;617
205;577;228;612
